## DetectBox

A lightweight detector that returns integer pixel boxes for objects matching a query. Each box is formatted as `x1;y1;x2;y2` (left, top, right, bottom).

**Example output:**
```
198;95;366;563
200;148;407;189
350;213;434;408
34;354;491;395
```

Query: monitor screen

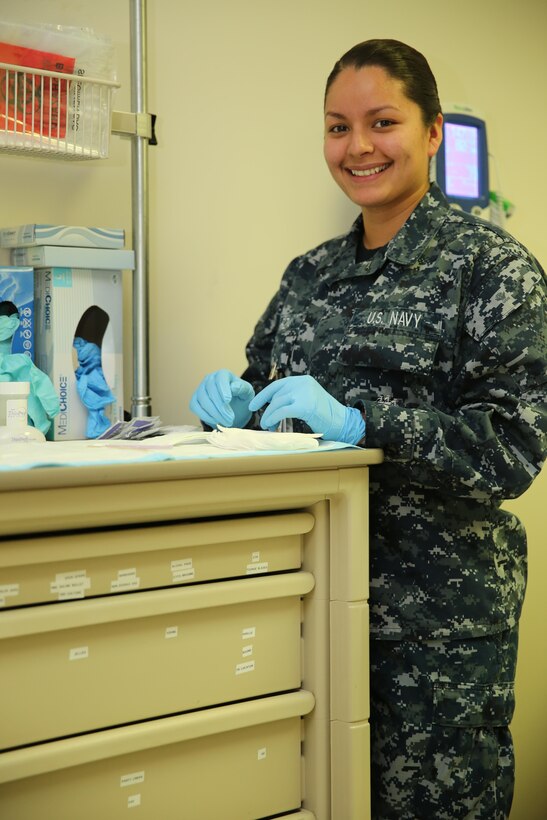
435;112;489;211
444;122;479;199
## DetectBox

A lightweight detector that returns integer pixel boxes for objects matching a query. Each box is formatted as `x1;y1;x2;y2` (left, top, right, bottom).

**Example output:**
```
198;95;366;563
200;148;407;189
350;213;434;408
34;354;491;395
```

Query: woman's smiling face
323;65;442;218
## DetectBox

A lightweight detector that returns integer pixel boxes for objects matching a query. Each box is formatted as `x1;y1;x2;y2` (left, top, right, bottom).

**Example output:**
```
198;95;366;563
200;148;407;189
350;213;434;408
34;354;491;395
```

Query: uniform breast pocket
338;318;441;404
340;328;440;372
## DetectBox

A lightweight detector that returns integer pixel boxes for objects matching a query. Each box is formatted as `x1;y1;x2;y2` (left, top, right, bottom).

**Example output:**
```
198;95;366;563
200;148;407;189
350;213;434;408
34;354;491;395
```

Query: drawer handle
0;572;315;639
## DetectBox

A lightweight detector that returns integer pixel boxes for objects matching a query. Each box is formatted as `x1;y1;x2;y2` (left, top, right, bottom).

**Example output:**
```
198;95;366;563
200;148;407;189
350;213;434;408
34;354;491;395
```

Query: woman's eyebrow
325;105;401;119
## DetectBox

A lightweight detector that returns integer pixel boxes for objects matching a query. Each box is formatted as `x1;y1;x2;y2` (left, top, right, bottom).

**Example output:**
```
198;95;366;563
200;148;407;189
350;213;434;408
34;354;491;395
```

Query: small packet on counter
97;416;163;440
208;426;322;451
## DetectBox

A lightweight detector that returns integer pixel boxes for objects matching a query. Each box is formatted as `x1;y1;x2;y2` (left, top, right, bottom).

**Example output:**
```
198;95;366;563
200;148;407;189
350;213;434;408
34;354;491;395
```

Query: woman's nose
349;128;374;156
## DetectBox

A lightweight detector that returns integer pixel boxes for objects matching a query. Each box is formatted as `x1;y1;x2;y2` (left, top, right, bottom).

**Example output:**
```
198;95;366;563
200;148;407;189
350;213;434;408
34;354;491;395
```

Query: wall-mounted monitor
435;111;489;213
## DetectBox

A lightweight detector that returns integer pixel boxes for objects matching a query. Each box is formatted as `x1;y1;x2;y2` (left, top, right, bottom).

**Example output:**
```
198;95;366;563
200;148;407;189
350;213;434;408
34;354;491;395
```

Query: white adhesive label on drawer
121;771;145;788
257;747;267;760
242;644;253;658
165;626;179;639
171;558;195;583
59;590;86;601
128;794;141;808
0;583;20;605
172;567;195;582
246;562;269;575
111;569;140;592
51;571;90;600
250;551;260;563
0;583;20;597
69;646;89;661
171;558;193;571
117;568;137;580
236;661;255;675
242;627;256;640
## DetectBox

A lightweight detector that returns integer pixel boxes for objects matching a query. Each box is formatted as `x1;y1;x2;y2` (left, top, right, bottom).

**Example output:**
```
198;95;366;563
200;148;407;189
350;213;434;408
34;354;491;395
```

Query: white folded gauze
208;426;322;451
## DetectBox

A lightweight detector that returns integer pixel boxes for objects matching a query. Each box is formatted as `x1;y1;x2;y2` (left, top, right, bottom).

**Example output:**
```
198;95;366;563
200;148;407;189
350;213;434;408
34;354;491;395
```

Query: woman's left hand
249;375;365;444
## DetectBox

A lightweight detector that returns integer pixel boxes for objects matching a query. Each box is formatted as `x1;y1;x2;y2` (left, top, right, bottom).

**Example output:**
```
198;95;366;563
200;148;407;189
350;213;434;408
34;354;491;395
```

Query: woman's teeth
350;163;390;177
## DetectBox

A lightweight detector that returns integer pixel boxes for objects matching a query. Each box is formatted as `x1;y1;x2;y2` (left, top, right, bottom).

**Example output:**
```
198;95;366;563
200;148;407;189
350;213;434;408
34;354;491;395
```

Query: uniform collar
318;183;451;282
384;183;451;265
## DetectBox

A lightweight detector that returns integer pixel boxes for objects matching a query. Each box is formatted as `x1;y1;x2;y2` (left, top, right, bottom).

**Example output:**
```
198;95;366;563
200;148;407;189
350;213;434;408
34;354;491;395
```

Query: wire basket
0;61;120;159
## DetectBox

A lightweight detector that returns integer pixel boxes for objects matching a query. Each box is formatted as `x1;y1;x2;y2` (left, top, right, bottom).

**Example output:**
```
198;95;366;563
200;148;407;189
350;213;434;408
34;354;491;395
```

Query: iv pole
112;0;156;416
129;0;151;417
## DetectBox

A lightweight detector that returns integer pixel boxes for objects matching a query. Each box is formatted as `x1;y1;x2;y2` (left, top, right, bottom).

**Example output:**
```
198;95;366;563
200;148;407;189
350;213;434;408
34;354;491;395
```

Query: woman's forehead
325;66;409;111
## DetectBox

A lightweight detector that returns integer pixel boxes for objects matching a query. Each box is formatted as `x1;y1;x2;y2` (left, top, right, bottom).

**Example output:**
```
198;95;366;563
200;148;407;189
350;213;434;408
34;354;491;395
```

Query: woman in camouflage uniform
191;39;546;819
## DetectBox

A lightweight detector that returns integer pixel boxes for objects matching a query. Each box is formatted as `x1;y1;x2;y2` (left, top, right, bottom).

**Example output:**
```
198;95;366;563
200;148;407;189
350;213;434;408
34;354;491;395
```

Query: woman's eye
374;119;394;128
328;124;349;134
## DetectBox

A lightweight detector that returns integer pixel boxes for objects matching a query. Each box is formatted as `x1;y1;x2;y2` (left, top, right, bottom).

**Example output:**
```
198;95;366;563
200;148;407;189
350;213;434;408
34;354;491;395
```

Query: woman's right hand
189;369;255;428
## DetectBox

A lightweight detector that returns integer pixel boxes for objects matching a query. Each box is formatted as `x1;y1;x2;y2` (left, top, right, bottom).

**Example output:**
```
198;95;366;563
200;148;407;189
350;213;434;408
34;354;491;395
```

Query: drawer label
242;627;256;640
0;583;20;606
128;794;141;808
0;583;20;596
121;771;145;787
235;661;255;675
111;568;140;592
171;558;193;570
257;747;267;760
242;644;253;658
246;562;269;575
69;646;89;661
58;590;85;601
55;570;87;581
51;572;91;600
117;568;137;580
172;568;195;582
165;626;179;639
250;551;261;563
171;558;195;583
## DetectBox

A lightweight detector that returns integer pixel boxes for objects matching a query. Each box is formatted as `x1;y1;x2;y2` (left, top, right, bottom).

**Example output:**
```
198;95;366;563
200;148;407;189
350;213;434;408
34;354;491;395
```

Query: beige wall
1;1;545;816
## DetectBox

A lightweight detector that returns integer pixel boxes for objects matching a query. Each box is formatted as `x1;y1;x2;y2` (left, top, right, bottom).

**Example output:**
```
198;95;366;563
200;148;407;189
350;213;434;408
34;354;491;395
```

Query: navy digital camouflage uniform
242;183;547;818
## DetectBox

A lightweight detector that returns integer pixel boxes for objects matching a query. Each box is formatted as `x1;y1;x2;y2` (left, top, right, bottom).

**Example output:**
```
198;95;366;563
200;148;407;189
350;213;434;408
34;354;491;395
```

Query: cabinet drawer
0;691;314;820
0;573;314;750
0;511;314;607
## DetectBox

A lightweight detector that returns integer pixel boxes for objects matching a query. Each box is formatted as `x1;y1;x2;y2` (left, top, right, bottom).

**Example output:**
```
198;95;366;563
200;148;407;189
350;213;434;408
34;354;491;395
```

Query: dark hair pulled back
325;39;441;126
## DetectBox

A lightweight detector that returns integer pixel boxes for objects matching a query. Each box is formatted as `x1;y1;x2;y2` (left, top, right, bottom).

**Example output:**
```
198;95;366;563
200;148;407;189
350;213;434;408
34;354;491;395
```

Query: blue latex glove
0;315;60;435
189;369;255;429
0;361;59;435
74;337;115;438
0;315;21;342
249;375;366;444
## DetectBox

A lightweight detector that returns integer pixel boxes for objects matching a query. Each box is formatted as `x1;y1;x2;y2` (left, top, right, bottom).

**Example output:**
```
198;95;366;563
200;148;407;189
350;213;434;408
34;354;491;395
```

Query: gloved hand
189;369;255;429
248;375;365;444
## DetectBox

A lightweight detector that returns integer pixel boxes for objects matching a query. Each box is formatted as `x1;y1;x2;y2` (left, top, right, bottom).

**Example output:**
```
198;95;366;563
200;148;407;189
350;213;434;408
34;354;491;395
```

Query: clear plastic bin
0;61;119;159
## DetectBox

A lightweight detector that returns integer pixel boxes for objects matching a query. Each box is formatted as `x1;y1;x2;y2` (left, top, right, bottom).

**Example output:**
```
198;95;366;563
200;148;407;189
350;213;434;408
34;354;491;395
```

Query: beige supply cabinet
0;448;382;819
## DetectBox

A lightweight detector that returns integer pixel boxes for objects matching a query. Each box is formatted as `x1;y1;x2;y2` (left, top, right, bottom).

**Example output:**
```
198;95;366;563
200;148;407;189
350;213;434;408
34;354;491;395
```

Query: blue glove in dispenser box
34;268;124;440
0;267;34;358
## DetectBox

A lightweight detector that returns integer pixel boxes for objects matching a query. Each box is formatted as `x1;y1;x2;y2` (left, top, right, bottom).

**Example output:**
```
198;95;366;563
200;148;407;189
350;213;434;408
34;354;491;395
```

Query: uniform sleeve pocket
433;681;515;728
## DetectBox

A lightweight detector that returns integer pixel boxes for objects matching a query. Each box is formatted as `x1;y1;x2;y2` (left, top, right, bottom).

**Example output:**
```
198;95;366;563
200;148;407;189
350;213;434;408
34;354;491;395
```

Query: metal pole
130;0;151;417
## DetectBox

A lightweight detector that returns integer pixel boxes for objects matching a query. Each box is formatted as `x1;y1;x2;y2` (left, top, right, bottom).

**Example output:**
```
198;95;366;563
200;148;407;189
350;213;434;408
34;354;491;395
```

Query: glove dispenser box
0;692;315;820
0;512;311;608
33;267;124;440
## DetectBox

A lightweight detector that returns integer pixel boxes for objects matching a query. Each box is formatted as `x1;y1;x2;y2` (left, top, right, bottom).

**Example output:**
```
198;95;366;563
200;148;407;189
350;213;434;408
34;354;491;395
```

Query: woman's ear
427;113;443;158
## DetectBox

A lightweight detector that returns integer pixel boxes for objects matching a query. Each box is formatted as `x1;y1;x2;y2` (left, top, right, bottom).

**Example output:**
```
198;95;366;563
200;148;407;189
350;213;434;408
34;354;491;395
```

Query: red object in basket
0;41;75;138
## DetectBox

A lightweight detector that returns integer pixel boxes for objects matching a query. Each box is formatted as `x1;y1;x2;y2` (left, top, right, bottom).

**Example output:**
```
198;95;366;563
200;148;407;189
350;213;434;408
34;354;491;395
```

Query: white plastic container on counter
0;381;45;442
